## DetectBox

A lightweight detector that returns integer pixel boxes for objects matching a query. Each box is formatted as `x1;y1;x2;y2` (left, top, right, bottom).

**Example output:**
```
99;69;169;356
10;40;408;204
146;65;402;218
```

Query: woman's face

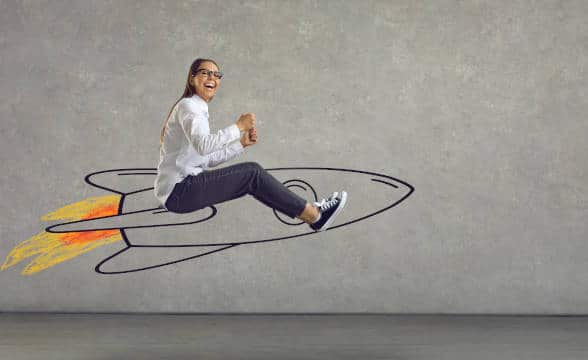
191;61;221;102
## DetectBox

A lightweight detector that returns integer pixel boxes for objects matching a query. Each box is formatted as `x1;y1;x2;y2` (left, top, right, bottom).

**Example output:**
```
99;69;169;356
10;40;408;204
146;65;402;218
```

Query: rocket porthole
273;179;318;226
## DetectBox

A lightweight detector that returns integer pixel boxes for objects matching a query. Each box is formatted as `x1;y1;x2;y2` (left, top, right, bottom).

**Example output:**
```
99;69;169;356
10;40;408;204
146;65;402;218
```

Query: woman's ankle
312;209;321;223
299;203;320;224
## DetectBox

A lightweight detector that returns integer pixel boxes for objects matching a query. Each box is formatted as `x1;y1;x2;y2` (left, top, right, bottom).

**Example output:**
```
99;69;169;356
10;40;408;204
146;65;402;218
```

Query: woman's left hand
249;127;258;143
240;127;258;147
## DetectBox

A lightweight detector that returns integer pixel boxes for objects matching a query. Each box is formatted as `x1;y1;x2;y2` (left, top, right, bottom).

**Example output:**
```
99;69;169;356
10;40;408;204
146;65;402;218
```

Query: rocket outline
43;167;414;275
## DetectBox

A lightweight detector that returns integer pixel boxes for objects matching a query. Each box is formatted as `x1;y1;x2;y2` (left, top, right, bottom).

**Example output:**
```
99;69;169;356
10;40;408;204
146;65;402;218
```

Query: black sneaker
309;191;348;232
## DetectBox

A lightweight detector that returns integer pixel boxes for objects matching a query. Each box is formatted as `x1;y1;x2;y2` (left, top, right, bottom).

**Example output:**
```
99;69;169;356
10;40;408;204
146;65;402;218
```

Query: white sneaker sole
317;191;348;232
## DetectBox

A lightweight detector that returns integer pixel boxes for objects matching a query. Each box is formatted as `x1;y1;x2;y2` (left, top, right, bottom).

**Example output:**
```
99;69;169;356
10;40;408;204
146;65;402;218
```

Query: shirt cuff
229;139;244;152
228;123;241;141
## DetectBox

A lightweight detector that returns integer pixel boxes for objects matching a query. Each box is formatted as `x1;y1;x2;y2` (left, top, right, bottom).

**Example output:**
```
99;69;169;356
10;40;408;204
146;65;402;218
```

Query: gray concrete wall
1;0;586;313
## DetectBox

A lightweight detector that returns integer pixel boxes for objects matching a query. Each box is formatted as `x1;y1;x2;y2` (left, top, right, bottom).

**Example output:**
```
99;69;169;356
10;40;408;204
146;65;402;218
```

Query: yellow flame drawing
2;195;123;275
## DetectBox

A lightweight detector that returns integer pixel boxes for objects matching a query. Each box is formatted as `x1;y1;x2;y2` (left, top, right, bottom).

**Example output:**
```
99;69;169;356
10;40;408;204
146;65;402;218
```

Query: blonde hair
159;58;220;146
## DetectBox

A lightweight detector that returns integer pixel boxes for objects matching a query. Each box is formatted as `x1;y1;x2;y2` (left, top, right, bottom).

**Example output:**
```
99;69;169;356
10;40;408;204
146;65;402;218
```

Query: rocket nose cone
266;168;413;223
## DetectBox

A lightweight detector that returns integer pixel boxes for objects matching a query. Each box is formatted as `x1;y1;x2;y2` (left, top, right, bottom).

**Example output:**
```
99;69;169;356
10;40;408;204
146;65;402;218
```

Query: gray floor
1;314;587;360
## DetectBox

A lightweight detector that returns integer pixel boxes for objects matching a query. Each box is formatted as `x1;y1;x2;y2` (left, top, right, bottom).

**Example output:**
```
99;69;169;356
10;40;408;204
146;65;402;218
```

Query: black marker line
95;244;238;274
45;205;217;233
85;168;156;194
371;178;399;188
126;187;156;196
118;172;157;176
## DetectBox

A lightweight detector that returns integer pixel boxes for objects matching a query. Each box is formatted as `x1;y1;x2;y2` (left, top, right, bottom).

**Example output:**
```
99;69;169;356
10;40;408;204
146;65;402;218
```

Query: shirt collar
191;93;209;108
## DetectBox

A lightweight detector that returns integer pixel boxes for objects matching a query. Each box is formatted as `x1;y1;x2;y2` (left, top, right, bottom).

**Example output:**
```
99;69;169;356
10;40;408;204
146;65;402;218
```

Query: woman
154;58;347;232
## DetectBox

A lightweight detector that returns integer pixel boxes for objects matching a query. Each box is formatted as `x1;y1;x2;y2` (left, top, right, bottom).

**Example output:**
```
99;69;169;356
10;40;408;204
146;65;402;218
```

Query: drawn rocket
10;167;414;275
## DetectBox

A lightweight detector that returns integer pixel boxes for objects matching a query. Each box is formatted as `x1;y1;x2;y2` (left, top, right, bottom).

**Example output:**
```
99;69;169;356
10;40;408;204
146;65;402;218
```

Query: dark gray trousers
164;161;308;218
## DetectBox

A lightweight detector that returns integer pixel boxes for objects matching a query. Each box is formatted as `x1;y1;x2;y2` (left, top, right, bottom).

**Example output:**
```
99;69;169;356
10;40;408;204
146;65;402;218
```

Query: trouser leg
165;162;307;218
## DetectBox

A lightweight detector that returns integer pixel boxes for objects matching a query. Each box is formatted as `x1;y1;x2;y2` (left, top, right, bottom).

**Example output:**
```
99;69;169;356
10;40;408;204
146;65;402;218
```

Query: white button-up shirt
154;94;244;208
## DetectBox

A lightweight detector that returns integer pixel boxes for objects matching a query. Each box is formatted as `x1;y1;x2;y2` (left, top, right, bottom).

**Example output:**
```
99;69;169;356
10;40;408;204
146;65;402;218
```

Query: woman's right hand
236;113;255;132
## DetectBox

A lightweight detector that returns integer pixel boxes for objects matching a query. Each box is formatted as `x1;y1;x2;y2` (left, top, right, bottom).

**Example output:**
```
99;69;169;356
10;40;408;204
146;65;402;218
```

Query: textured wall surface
1;0;586;313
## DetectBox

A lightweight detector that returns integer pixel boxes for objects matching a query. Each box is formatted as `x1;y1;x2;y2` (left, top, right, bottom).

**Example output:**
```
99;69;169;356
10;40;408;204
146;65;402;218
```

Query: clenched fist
236;113;255;132
240;127;258;148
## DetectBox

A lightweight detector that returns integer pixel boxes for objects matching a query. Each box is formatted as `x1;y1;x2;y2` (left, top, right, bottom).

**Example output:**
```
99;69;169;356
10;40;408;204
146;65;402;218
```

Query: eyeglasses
194;68;223;79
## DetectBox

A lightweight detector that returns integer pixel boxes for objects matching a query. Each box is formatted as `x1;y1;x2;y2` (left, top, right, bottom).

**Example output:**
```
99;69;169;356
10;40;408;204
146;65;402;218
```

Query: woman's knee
242;161;264;172
165;201;185;214
165;195;196;214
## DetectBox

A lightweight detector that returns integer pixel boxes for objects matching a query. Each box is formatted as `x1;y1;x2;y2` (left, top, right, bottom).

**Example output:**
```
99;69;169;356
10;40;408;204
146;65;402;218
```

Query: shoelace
313;192;338;206
314;197;339;212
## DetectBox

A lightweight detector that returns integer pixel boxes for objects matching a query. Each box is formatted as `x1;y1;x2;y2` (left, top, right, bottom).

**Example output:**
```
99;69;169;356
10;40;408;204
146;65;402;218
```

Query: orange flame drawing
2;195;123;275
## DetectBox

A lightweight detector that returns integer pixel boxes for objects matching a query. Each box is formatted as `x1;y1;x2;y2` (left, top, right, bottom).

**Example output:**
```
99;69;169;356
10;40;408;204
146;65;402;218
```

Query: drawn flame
1;195;123;275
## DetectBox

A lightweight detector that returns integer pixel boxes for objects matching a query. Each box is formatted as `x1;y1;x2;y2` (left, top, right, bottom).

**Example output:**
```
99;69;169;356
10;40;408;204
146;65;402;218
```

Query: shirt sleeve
178;101;241;156
205;140;245;168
